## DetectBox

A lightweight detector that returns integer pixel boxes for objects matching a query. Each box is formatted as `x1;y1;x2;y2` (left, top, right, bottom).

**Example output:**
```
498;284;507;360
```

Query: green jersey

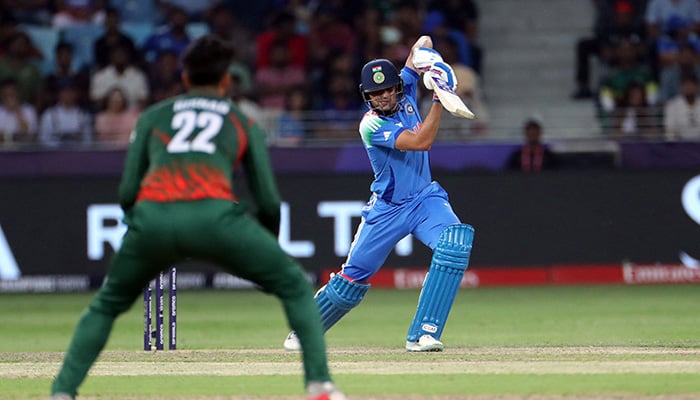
118;90;281;231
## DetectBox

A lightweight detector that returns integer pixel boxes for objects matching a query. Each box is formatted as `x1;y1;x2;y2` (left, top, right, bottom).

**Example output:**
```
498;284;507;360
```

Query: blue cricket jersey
358;67;431;204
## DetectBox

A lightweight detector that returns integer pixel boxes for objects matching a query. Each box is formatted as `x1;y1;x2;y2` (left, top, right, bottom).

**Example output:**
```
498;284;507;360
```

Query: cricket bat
424;73;475;119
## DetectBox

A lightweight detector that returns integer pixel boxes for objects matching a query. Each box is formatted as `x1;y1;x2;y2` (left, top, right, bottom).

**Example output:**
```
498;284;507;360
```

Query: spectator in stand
147;49;184;104
644;0;700;43
256;10;307;71
0;14;46;60
38;78;92;148
422;10;473;70
309;49;358;109
598;36;658;115
1;0;53;25
506;118;559;172
0;31;43;108
608;82;662;138
42;41;91;111
228;67;263;126
204;4;256;68
0;78;37;145
90;43;149;110
314;73;363;140
94;86;139;147
275;85;310;146
427;0;483;75
659;42;700;101
392;1;423;52
254;39;306;111
52;0;105;29
306;4;357;70
354;7;385;63
664;74;700;139
572;0;647;99
656;16;700;101
306;4;360;109
159;0;211;21
0;14;19;55
93;7;140;70
227;52;253;101
644;0;700;77
141;6;191;63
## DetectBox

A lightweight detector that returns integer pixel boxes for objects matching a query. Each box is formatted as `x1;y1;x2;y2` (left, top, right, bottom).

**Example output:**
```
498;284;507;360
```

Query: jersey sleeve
401;67;419;101
359;112;405;149
241;121;282;236
118;112;151;211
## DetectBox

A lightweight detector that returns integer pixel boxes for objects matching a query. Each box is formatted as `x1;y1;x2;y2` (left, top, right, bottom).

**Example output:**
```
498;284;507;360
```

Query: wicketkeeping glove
412;47;443;72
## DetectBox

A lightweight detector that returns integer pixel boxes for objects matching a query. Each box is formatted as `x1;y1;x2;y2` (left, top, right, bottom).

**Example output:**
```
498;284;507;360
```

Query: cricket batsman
50;35;345;400
284;35;475;352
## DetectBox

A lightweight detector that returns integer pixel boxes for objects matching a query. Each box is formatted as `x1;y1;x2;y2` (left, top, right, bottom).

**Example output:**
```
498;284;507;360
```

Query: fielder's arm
118;115;151;212
240;119;282;236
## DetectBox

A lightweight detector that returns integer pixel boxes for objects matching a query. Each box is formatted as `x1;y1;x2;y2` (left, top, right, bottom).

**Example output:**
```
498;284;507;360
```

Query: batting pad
406;224;474;342
316;273;370;331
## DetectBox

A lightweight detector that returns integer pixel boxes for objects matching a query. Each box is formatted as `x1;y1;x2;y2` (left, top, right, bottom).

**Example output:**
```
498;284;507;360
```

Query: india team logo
372;65;385;84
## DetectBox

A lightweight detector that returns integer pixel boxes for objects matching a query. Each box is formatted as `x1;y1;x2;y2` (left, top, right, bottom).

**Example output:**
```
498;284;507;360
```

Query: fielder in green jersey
50;35;345;400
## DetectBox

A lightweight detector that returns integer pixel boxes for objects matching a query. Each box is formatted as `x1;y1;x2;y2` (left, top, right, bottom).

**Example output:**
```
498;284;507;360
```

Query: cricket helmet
359;59;404;113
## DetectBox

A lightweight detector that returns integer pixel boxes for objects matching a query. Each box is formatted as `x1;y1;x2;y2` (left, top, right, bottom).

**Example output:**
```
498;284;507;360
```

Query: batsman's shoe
283;331;301;351
49;394;73;400
405;334;444;352
306;381;347;400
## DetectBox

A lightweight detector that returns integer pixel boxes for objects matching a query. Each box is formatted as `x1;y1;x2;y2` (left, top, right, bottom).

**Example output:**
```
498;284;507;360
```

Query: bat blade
428;75;475;119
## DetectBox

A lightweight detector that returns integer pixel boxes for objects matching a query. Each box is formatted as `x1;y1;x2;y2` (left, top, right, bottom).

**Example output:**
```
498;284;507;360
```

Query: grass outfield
1;284;699;399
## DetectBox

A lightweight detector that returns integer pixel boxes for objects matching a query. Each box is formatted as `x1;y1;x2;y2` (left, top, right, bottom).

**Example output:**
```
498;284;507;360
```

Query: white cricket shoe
405;334;444;352
306;381;347;400
49;394;73;400
283;331;301;351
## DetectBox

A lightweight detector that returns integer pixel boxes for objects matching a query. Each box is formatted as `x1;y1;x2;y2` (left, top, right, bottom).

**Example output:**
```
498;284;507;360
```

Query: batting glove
412;47;443;72
423;61;458;96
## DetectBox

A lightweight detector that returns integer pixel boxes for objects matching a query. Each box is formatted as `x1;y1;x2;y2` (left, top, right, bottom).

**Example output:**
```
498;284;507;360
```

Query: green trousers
51;200;330;397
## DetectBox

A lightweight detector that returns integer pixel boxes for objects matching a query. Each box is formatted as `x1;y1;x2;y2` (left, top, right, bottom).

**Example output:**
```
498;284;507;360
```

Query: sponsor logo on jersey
405;104;415;114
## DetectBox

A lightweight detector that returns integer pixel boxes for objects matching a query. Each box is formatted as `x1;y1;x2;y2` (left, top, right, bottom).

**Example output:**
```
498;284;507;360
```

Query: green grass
3;285;698;351
4;374;700;397
1;284;700;398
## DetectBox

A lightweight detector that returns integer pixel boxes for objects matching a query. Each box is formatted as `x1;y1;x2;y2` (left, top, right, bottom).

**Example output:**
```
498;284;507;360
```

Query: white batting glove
412;47;443;72
423;61;458;92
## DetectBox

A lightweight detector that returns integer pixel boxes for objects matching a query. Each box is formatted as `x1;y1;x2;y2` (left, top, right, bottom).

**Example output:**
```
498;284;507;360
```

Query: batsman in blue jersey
285;36;475;352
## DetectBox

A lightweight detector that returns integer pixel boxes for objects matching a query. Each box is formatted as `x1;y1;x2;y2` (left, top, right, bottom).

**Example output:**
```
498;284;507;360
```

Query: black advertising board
1;170;700;282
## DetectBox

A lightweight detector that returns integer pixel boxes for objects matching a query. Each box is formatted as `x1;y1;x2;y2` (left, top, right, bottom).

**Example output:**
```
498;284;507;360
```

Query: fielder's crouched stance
285;34;475;352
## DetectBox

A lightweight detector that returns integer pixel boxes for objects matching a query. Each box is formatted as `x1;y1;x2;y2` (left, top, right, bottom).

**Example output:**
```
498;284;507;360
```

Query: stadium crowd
573;0;700;140
0;0;484;149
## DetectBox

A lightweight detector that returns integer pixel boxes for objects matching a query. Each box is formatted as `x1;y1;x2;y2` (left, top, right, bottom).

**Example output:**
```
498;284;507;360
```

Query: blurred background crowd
0;0;485;149
0;0;698;151
573;0;700;141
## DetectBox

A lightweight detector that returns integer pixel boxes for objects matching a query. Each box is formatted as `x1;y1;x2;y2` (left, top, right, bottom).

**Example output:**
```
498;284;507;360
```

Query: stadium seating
185;22;210;40
121;22;155;47
20;24;60;75
110;0;157;24
60;24;105;70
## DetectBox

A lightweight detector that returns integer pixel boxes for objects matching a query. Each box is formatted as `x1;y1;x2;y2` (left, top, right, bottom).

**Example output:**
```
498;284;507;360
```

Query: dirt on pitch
4;347;700;400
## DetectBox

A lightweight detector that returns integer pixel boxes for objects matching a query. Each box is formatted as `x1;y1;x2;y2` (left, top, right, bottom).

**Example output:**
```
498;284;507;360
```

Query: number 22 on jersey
167;110;223;154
